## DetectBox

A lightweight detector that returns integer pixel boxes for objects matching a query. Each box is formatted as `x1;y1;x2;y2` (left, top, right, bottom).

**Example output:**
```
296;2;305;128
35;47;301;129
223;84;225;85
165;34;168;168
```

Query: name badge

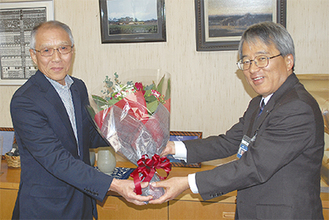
237;135;251;158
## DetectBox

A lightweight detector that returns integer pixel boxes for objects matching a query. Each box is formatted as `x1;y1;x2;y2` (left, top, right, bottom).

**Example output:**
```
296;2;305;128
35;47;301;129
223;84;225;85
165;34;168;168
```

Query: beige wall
0;0;328;139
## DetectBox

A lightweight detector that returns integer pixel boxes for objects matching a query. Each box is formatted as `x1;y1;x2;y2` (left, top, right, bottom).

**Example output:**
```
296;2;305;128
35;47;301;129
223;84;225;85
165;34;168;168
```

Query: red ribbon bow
130;154;172;195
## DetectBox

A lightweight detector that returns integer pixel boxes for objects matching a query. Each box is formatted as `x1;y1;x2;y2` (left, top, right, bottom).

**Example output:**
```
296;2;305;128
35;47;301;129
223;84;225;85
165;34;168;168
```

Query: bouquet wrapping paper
88;70;171;199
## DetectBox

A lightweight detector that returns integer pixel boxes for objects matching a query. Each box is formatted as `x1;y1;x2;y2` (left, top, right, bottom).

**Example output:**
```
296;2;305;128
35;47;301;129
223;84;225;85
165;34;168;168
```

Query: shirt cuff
174;141;187;160
188;173;199;194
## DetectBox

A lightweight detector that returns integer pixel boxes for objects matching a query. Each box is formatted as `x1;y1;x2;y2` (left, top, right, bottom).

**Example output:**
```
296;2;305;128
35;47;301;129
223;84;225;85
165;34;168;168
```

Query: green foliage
91;95;108;111
165;78;171;100
146;100;159;114
92;72;170;115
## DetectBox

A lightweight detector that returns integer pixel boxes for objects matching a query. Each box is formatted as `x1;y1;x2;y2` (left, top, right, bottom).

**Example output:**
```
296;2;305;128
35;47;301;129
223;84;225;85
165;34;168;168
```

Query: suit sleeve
184;114;245;163
188;100;318;200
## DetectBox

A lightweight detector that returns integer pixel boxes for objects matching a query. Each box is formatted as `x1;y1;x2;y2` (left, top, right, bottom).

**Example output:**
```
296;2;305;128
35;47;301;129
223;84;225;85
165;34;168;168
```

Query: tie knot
260;99;265;110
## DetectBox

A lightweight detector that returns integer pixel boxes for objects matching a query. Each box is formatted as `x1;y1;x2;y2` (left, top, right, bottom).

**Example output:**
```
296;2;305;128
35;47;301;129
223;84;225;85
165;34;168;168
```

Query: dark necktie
258;99;265;117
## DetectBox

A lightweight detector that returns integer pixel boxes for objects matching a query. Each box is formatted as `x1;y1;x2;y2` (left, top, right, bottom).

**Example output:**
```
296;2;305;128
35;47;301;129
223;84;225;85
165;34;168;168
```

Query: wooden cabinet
0;160;237;220
322;192;329;220
169;195;236;220
169;201;235;219
1;160;329;220
97;195;167;219
95;162;237;219
0;161;20;220
0;188;18;219
97;190;236;220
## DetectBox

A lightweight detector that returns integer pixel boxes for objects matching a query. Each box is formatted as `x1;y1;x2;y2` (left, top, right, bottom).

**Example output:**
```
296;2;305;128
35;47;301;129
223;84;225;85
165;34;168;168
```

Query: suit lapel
70;82;84;158
251;73;300;135
47;89;74;135
245;96;261;137
34;71;79;155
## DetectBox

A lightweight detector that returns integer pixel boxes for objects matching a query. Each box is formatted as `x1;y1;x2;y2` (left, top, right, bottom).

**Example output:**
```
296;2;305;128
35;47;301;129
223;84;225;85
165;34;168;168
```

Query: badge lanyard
236;105;270;158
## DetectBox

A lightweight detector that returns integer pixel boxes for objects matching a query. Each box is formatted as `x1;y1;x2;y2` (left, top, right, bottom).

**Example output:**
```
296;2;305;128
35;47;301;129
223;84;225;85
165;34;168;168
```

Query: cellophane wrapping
88;69;171;199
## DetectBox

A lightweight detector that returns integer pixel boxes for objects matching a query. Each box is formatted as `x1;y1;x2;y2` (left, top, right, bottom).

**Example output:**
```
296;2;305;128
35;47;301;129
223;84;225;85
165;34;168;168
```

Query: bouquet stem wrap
88;70;171;199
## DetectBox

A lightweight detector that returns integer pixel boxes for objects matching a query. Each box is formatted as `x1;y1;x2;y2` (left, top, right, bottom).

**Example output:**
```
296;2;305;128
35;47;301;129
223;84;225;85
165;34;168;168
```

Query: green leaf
144;83;154;91
147;100;159;114
157;75;165;94
92;95;107;105
144;89;152;97
145;95;157;103
107;99;119;106
127;80;134;86
165;78;171;100
92;95;109;111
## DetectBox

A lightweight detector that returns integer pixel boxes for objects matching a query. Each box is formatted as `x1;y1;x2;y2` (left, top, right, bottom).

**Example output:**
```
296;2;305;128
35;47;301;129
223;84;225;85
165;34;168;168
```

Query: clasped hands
109;141;190;205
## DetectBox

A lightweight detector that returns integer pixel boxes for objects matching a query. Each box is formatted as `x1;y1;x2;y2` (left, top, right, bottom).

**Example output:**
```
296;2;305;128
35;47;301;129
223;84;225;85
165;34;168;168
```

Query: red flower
135;82;145;95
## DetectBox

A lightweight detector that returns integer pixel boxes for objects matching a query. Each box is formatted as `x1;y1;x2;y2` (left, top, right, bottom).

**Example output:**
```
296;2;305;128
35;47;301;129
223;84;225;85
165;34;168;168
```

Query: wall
0;0;328;139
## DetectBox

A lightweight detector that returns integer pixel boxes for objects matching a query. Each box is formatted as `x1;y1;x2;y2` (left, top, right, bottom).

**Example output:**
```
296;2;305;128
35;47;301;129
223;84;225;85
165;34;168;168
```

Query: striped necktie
258;99;265;117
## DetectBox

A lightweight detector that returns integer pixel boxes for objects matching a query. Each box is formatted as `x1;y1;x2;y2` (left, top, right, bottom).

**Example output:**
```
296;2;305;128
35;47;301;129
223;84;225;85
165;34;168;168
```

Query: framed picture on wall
99;0;166;43
0;0;54;85
195;0;287;51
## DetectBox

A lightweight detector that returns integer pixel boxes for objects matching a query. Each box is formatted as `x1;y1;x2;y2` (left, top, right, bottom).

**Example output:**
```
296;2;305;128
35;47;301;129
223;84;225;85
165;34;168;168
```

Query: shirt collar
45;75;74;90
261;94;273;106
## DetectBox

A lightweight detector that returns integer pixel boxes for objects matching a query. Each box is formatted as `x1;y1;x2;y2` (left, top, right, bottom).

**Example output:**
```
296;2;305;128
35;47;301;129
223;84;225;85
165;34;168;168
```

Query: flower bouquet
88;70;171;199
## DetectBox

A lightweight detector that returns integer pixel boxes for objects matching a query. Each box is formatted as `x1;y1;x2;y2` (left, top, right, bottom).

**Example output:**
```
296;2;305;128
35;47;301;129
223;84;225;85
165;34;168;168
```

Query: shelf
297;74;329;135
297;74;329;105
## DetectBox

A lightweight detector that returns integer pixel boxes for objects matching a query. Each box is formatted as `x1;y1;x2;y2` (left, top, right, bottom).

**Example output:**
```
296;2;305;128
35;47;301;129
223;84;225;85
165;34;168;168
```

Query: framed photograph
0;127;15;156
195;0;287;51
99;0;166;43
168;131;202;168
0;0;54;85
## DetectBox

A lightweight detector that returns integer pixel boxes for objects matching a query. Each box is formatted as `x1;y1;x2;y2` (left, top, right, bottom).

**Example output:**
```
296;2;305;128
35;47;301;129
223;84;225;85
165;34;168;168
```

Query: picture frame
168;131;202;168
99;0;166;43
195;0;287;51
0;0;54;85
0;127;15;156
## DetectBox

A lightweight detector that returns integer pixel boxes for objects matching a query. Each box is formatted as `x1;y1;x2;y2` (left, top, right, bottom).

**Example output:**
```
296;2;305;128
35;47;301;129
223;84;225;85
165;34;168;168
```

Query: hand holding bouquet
88;70;171;199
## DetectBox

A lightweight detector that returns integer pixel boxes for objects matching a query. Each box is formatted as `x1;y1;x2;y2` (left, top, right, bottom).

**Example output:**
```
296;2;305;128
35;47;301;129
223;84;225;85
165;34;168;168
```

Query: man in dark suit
150;22;324;219
10;20;151;219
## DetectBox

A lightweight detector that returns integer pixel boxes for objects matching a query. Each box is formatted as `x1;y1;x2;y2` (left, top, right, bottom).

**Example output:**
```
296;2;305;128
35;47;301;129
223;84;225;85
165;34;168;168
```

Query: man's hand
109;179;152;205
160;141;175;157
148;177;189;204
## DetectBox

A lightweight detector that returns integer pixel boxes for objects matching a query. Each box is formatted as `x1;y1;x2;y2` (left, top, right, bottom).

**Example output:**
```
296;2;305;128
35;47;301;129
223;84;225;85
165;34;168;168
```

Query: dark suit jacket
184;73;324;219
10;71;113;219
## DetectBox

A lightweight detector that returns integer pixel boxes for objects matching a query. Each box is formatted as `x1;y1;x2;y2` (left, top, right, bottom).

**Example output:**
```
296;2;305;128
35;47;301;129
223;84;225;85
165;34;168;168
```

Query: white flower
113;84;135;99
100;104;110;110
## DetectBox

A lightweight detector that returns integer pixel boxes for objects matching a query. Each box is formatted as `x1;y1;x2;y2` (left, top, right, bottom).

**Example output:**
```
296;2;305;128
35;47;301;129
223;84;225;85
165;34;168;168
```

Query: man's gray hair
238;21;295;65
30;20;74;50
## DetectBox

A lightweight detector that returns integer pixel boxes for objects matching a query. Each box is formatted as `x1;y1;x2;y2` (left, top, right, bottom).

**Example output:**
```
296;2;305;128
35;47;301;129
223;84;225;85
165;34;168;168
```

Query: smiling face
242;38;294;98
30;26;73;85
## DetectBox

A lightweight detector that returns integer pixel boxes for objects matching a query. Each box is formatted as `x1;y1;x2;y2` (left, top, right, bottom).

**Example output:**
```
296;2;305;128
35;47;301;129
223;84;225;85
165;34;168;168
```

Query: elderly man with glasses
150;21;324;220
10;21;152;220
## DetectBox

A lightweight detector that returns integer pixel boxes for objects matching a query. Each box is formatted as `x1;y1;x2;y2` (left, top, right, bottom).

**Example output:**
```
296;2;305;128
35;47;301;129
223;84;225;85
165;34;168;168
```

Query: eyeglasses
34;45;73;57
236;53;282;70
